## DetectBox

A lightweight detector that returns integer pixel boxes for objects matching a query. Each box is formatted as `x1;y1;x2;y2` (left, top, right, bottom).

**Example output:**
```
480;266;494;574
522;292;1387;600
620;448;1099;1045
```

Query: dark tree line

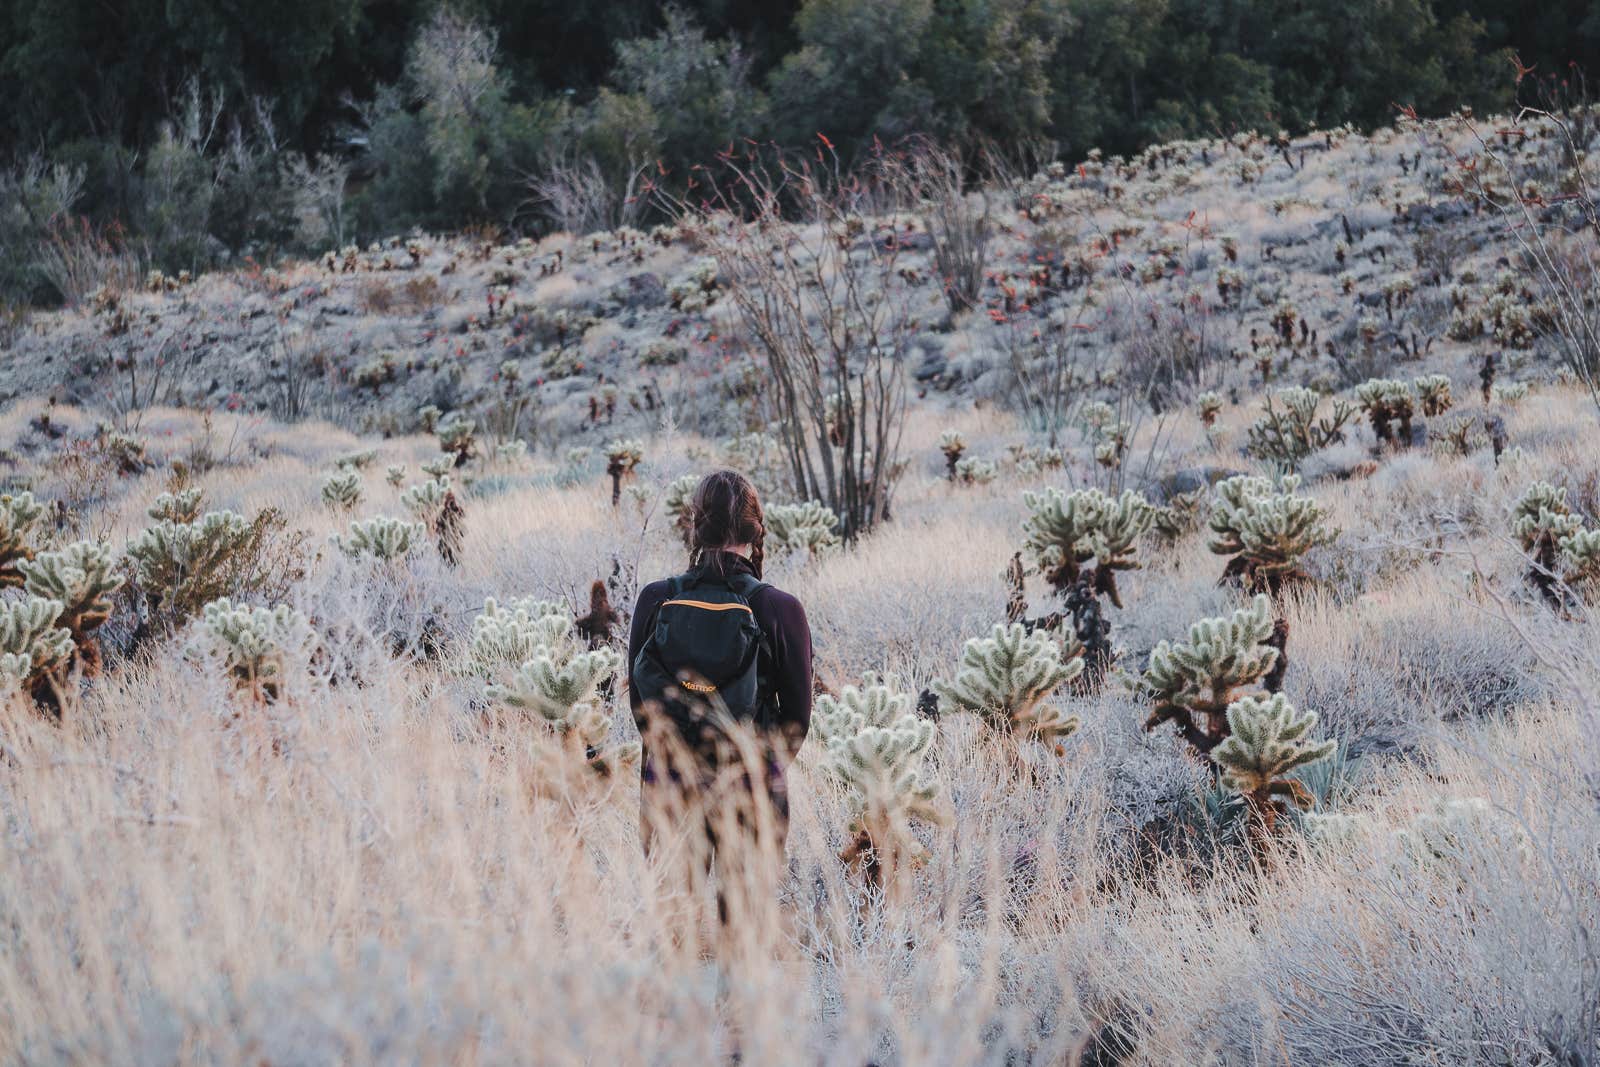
1;0;1595;303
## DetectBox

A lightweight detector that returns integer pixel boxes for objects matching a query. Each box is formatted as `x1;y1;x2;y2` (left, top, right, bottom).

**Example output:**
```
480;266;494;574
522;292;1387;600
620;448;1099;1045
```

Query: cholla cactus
401;476;465;563
20;541;122;655
127;510;254;620
1510;482;1580;551
1245;387;1356;466
1207;474;1334;593
1021;487;1153;605
99;430;150;475
1511;482;1600;605
321;470;363;512
421;454;455;480
466;597;570;676
385;465;407;488
1141;595;1279;753
0;596;74;696
954;457;998;485
416;404;442;433
336;449;377;472
400;476;451;524
1197;391;1223;427
938;430;967;480
495;440;529;465
663;474;699;547
474;598;631;771
1212;693;1336;835
1080;401;1131;468
192;598;316;705
1559;528;1600;593
1354;378;1416;445
333;516;425;561
436;413;477;466
0;491;44;588
933;623;1083;745
1413;374;1453;416
1491;381;1529;404
668;259;719;311
812;674;944;888
148;488;204;524
604;439;644;507
765;501;842;558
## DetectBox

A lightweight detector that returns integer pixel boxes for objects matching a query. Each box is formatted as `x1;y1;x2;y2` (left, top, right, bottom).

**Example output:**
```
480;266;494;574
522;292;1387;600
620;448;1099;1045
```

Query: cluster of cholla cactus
19;540;123;676
1245;387;1356;466
127;505;257;624
766;501;842;558
1413;374;1453;416
466;597;634;774
663;474;699;548
1212;693;1336;836
811;674;944;891
321;470;363;512
1510;481;1600;607
191;598;316;706
148;487;204;524
954;457;998;485
1008;443;1066;476
0;596;74;701
436;412;477;467
0;491;45;588
1207;474;1334;593
1354;378;1417;446
401;476;465;565
333;516;426;562
933;623;1083;747
938;430;967;480
668;260;719;312
604;439;644;507
1021;487;1153;606
1141;595;1282;753
1197;391;1223;428
1080;401;1132;469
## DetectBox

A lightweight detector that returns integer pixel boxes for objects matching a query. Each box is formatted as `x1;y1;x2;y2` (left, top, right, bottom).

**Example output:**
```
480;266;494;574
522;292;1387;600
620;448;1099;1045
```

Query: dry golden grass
0;387;1596;1064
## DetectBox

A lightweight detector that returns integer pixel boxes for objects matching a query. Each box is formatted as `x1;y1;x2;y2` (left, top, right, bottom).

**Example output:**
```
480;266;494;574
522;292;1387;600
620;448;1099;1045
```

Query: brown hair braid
688;469;765;578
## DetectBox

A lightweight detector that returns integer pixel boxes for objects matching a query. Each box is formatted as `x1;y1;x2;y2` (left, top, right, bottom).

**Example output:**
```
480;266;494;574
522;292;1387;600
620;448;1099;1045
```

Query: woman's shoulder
633;577;677;610
750;581;807;622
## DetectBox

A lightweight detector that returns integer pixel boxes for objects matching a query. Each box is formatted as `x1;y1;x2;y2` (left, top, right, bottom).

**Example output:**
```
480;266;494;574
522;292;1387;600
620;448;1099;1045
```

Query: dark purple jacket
627;551;813;773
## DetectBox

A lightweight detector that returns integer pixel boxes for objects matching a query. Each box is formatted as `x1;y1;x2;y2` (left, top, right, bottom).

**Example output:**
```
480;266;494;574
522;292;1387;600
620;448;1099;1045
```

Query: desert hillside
1;102;1599;1065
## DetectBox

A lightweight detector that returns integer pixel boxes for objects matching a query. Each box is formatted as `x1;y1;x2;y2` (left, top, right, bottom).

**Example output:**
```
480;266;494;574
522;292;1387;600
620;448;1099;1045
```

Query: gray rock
1141;466;1244;503
617;273;666;310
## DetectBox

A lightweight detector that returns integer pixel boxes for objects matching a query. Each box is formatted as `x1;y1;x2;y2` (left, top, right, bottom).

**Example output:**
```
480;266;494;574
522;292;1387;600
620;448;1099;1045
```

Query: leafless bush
662;147;913;538
1445;106;1600;416
528;155;646;235
878;142;993;314
34;216;144;307
284;152;350;249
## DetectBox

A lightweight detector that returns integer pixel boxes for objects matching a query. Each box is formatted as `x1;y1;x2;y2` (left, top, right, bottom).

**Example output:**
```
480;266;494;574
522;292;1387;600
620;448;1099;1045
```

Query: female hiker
627;469;813;930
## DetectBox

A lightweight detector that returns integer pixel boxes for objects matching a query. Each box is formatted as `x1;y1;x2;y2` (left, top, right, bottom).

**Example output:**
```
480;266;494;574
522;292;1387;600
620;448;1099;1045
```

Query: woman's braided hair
689;469;765;578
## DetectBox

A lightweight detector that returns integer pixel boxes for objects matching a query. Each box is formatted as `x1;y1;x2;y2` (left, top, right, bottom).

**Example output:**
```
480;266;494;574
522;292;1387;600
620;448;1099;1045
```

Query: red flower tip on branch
817;132;834;150
1512;54;1536;85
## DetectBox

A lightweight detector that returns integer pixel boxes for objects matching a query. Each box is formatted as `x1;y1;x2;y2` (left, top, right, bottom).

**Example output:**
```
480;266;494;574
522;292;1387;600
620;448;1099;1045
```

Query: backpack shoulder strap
725;572;768;601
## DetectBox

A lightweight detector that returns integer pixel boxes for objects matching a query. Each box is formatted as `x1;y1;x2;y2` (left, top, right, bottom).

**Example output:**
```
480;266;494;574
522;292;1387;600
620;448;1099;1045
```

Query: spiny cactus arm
933;623;1082;735
1212;693;1336;804
484;645;624;730
0;596;75;678
19;541;124;635
0;491;45;585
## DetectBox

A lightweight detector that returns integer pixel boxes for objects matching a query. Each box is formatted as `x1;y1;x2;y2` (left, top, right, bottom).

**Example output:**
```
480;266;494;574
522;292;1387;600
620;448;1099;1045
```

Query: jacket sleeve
761;589;814;757
627;581;669;726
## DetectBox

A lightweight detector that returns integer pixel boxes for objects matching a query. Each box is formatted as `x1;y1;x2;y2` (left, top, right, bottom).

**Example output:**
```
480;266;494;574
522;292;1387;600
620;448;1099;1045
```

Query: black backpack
632;570;773;736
